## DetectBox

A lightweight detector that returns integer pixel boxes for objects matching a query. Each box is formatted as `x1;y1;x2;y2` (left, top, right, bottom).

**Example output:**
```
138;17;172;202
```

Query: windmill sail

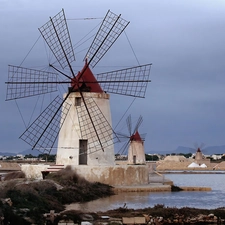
96;64;152;98
20;96;71;154
6;65;58;100
38;9;75;70
76;97;118;153
85;10;130;68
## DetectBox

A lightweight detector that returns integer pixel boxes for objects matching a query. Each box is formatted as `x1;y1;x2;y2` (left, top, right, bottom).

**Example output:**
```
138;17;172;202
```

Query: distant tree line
167;153;193;158
25;153;56;162
145;154;159;161
1;154;56;162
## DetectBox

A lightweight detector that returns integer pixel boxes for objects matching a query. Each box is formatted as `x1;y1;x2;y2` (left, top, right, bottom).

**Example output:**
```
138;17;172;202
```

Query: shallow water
66;173;225;212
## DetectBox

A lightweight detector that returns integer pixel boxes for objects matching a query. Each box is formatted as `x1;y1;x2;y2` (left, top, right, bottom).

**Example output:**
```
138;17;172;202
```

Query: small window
75;97;81;106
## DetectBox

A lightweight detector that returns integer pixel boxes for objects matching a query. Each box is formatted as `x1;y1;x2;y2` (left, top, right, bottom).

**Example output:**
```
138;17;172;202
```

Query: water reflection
66;192;151;212
66;174;225;212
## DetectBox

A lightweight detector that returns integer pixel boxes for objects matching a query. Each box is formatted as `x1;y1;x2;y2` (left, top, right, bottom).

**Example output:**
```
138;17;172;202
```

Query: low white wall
21;164;49;179
72;165;149;186
21;164;149;186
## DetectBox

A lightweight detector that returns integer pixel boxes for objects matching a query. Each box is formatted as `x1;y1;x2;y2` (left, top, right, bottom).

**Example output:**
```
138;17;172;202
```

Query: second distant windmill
117;115;146;164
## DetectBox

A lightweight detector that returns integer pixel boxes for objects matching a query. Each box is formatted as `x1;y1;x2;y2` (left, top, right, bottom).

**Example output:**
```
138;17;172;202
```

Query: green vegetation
178;152;193;158
165;153;193;158
171;185;183;192
24;153;56;162
145;154;159;161
2;153;56;162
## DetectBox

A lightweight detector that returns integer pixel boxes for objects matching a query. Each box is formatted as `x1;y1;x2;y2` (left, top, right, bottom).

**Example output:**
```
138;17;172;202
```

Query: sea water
66;173;225;212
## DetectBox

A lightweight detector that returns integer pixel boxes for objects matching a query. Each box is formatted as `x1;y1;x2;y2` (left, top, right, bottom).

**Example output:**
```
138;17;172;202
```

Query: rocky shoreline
0;168;224;224
98;208;225;225
47;206;225;225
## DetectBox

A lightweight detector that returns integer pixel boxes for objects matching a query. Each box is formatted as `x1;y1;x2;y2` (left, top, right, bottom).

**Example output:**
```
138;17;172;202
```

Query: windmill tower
193;143;205;161
56;59;115;166
6;10;151;168
195;147;204;161
117;115;146;165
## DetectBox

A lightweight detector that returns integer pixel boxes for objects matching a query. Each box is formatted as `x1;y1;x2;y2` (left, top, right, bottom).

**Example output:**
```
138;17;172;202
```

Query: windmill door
79;140;87;165
133;155;136;164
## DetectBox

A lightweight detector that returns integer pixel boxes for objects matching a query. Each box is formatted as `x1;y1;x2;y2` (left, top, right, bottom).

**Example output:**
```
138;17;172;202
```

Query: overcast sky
1;0;225;154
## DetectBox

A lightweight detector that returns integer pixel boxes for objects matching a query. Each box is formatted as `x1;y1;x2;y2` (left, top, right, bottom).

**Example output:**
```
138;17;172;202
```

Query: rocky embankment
0;166;114;224
47;206;225;224
95;206;225;225
1;167;225;224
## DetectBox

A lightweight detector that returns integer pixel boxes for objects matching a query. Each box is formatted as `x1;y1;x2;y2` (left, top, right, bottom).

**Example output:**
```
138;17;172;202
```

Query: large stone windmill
6;9;151;170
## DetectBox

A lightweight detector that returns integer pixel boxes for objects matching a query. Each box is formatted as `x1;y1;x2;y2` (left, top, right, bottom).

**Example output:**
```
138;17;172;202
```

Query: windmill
117;115;146;164
5;9;151;166
193;143;206;161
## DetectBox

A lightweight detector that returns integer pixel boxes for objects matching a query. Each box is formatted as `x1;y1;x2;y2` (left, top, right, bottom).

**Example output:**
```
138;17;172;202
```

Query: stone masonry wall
21;164;150;186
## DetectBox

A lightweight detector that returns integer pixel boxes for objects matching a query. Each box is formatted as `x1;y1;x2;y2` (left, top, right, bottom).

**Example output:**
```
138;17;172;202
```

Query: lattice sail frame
20;96;71;154
6;65;58;100
38;9;75;69
76;97;117;154
96;64;152;98
117;115;143;139
85;10;130;68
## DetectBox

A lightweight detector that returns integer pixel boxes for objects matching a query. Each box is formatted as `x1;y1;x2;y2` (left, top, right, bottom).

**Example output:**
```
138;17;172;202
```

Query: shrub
1;166;114;224
46;165;87;187
171;185;183;192
4;171;25;181
46;166;114;203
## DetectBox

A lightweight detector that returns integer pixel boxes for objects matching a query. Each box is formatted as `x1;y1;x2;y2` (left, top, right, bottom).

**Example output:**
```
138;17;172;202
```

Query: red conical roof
130;131;142;142
71;59;103;93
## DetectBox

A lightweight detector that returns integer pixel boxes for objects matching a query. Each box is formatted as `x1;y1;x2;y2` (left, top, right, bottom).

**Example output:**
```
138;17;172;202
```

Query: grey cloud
1;0;225;154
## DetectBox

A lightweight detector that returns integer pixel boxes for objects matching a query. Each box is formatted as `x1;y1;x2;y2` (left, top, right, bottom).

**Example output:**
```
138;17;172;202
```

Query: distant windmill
117;115;146;164
193;143;206;161
5;9;151;166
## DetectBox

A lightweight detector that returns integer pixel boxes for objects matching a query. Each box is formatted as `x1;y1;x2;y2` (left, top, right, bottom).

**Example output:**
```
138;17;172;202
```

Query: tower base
21;164;149;186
